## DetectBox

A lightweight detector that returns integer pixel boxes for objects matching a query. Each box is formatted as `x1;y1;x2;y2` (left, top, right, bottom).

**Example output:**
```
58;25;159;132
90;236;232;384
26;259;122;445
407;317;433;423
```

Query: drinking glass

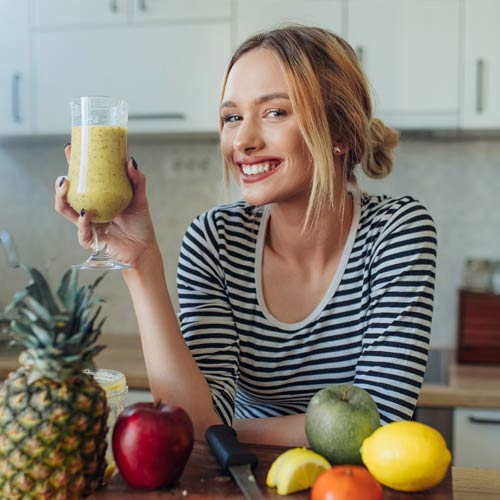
67;96;133;270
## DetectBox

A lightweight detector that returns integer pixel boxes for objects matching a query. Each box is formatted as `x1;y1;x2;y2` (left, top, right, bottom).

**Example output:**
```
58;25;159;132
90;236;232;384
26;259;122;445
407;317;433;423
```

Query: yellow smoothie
67;126;133;223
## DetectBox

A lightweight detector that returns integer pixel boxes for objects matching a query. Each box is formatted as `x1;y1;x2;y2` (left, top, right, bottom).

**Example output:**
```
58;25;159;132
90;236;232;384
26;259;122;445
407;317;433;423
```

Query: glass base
72;252;131;270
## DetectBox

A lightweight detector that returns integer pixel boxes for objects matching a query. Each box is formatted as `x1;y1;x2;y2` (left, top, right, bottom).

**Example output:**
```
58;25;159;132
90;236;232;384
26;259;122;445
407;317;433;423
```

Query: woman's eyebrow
220;92;290;110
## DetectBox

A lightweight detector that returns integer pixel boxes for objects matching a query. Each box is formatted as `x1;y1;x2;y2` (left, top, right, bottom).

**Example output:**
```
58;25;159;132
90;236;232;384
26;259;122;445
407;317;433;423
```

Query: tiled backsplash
1;135;499;348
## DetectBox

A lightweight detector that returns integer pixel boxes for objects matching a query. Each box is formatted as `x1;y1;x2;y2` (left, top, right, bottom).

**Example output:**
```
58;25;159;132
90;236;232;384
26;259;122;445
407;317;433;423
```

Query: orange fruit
310;465;383;500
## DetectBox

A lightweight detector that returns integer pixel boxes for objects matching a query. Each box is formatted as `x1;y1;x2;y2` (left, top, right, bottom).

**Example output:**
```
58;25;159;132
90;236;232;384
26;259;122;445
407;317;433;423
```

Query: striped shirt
177;189;437;425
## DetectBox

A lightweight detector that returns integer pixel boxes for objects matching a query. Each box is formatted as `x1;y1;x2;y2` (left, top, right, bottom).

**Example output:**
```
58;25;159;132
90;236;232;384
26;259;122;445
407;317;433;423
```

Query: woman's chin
240;191;272;207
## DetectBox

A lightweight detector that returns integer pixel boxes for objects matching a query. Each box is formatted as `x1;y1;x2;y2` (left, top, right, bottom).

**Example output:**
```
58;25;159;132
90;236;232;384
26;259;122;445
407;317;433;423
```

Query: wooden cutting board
90;440;452;499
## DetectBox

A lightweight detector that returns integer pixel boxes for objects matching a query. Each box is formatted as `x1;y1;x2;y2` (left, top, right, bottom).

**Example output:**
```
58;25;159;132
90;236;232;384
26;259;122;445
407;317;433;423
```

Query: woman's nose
234;120;264;154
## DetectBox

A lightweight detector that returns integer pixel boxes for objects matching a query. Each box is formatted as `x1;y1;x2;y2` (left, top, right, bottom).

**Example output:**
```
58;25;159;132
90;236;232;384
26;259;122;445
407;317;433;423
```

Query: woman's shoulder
186;201;265;240
195;201;264;225
359;191;435;229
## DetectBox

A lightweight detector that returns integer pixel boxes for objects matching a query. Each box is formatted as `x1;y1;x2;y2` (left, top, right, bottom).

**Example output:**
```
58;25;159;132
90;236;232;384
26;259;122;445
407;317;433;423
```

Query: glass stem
91;222;111;257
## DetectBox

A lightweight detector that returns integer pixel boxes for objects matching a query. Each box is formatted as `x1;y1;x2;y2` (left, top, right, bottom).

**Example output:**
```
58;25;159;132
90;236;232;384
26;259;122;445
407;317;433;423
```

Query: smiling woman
55;25;437;447
220;49;314;209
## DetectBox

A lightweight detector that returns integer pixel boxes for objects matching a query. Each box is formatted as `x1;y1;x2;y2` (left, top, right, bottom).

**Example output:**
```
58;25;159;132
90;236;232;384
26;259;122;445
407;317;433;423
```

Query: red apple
112;402;194;489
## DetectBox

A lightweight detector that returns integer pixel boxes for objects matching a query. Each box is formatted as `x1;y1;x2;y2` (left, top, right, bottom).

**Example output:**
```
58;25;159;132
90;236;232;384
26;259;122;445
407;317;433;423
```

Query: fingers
64;142;71;164
55;176;79;224
77;209;93;249
127;156;147;202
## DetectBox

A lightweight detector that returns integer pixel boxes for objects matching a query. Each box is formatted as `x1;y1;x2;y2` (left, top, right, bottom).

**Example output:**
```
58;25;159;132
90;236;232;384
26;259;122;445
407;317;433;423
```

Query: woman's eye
222;114;241;123
265;108;287;118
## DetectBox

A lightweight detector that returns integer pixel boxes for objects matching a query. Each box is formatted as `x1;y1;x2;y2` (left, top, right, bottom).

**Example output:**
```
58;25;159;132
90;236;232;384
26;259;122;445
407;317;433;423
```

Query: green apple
305;384;380;465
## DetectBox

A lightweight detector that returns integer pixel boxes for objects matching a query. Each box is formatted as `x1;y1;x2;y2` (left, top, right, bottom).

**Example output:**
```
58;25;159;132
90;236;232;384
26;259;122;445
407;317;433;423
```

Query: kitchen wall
1;135;499;348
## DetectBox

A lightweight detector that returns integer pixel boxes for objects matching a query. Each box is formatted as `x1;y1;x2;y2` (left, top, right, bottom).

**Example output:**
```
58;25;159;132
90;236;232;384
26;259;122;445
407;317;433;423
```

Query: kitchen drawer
453;408;500;468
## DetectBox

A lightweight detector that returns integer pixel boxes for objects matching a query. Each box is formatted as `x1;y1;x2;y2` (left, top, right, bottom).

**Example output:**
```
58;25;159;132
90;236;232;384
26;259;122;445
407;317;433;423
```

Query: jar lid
84;368;127;397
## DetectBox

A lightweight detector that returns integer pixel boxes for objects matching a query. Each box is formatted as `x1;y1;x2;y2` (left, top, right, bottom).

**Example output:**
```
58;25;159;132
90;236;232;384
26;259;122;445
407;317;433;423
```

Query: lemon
361;421;452;492
266;447;331;495
103;463;116;483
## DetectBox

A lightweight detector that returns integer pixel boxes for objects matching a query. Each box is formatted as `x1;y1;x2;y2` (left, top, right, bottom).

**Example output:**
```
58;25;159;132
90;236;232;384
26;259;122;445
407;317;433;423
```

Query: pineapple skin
0;367;109;500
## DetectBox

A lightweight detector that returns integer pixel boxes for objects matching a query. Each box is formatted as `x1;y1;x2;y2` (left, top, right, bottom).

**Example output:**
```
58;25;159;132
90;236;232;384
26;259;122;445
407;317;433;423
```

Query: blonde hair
221;25;399;229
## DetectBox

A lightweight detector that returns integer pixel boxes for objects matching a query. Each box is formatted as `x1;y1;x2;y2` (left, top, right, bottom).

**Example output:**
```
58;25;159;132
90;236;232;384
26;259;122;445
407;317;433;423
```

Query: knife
206;424;265;500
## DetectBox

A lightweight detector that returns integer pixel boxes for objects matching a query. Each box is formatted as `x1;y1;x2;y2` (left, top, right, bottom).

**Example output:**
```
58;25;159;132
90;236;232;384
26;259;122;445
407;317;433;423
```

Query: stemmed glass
67;96;133;270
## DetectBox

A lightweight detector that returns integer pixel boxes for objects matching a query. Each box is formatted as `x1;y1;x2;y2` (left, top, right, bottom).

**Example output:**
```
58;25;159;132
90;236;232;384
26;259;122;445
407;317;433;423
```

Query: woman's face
220;48;313;207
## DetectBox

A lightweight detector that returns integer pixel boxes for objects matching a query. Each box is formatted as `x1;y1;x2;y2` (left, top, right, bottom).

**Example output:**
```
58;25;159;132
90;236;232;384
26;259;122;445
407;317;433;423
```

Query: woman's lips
237;158;283;183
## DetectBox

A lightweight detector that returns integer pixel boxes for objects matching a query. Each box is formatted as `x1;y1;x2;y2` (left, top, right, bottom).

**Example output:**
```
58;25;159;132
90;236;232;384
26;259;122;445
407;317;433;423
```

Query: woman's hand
55;144;158;268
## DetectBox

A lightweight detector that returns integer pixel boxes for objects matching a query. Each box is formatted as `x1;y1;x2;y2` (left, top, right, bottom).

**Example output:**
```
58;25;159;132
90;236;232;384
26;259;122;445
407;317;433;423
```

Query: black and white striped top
177;189;437;425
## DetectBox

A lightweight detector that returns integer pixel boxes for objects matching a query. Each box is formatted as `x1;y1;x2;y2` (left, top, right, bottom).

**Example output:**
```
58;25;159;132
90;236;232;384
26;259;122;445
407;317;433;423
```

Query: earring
334;146;341;154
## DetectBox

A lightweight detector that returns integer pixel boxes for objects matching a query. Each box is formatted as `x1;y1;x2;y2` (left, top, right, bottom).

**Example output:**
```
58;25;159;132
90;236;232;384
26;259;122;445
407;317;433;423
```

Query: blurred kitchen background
2;0;500;349
2;0;500;469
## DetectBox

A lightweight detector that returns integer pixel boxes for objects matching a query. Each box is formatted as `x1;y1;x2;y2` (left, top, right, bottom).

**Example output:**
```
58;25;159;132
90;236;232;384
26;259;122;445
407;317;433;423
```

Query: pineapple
0;265;109;499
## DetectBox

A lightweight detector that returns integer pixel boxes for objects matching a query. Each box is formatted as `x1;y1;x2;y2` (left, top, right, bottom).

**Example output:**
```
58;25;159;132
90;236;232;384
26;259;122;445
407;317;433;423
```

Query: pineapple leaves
57;268;79;311
23;296;55;330
6;265;108;379
19;264;60;315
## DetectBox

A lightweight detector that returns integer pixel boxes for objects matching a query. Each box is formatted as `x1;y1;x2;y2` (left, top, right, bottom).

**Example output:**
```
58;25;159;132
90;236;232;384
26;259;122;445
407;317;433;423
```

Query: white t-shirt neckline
255;188;361;331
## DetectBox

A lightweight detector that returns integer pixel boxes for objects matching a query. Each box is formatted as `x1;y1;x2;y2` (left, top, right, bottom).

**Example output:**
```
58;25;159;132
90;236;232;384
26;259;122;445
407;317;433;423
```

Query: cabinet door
0;0;31;135
235;0;344;45
347;0;460;129
31;0;127;28
33;23;231;134
462;0;500;128
453;408;500;468
130;0;231;23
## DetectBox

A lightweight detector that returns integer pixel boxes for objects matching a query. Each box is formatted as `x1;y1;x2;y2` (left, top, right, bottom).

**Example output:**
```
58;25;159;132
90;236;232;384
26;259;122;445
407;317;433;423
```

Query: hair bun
362;118;400;179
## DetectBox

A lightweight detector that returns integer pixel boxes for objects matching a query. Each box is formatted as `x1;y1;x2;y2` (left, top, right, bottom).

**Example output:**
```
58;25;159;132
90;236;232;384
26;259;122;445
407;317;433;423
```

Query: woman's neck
265;188;354;267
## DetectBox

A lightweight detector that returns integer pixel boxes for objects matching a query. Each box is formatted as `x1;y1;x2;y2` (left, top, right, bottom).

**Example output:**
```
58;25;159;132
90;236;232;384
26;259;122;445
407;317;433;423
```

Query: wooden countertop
417;361;500;409
89;440;500;499
2;334;500;409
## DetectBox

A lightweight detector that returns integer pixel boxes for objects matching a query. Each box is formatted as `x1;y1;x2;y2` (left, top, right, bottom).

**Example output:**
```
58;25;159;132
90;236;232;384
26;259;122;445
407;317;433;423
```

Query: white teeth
241;162;278;176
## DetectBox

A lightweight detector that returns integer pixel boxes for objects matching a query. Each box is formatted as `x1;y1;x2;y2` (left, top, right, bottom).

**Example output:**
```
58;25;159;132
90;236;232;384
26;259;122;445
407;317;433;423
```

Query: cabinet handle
356;46;364;67
110;0;119;13
469;416;500;425
128;113;186;120
137;0;147;11
476;59;484;113
11;73;22;124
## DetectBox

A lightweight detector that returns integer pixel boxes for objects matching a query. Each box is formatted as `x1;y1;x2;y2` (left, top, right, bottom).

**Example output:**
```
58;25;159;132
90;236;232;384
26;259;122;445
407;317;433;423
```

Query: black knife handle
206;424;258;474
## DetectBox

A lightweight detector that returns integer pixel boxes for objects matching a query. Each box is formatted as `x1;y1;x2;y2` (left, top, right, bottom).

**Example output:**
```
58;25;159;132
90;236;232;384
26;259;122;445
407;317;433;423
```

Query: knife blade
206;424;265;500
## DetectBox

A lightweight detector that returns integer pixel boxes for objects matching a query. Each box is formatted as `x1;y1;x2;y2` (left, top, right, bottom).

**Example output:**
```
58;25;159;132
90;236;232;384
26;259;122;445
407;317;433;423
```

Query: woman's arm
123;246;222;438
354;198;438;423
234;414;308;446
56;156;222;439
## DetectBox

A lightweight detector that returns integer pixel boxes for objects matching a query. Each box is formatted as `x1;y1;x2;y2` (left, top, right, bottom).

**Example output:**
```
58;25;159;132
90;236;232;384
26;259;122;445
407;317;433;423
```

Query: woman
55;26;437;446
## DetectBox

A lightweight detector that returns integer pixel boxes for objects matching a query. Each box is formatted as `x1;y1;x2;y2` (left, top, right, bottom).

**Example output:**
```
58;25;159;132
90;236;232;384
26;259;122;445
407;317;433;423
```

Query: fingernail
58;176;66;187
80;208;85;217
64;142;71;150
131;156;138;170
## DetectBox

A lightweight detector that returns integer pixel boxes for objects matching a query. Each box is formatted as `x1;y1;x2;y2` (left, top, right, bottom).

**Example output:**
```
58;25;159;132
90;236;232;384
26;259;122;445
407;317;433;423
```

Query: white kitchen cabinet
33;22;231;134
461;0;500;128
235;0;344;46
32;0;128;28
130;0;232;23
453;408;500;468
32;0;231;27
0;0;32;135
346;0;460;129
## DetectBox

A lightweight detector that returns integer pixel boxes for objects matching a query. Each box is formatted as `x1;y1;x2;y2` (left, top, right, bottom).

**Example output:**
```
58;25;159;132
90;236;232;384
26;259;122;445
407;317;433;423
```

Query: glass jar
463;258;492;291
85;368;128;480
